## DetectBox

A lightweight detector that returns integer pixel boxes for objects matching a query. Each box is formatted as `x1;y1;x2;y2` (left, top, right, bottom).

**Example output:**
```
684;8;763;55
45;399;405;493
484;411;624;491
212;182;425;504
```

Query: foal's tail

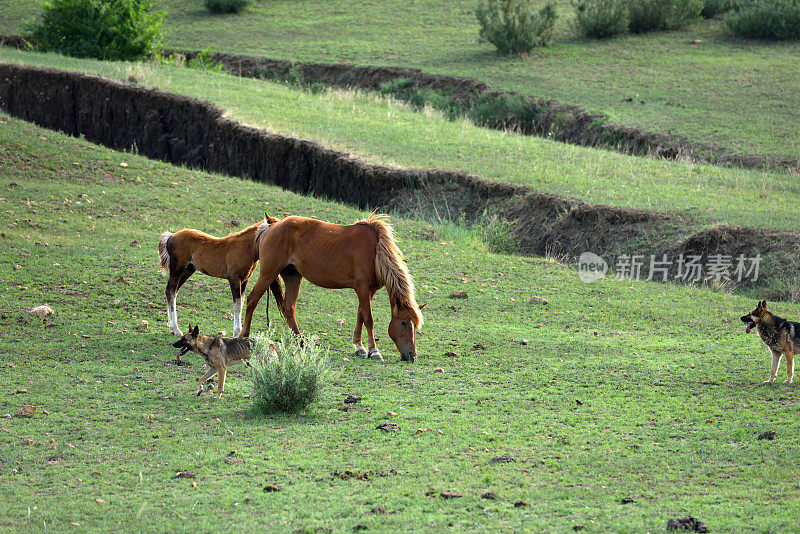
158;231;173;274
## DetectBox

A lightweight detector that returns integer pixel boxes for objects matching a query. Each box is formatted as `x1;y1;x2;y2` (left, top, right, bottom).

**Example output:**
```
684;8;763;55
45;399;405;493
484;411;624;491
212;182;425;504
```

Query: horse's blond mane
362;213;424;328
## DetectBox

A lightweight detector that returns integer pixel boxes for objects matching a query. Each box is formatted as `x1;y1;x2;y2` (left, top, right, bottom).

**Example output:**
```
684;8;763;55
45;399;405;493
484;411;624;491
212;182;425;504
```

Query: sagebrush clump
250;334;331;415
26;0;163;61
701;0;733;17
476;0;558;54
628;0;702;33
725;0;800;39
204;0;250;14
572;0;629;38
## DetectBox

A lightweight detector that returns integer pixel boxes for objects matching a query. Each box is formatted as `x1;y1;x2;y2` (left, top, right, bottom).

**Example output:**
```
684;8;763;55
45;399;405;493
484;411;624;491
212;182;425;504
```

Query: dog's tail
158;231;173;274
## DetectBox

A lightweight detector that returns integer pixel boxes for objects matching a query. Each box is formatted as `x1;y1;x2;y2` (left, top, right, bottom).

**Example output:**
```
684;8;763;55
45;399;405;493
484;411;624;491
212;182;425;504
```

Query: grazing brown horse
240;214;425;361
158;213;283;339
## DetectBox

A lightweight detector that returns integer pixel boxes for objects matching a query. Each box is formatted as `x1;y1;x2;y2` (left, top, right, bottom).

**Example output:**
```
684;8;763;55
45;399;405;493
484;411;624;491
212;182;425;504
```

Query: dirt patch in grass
1;62;798;297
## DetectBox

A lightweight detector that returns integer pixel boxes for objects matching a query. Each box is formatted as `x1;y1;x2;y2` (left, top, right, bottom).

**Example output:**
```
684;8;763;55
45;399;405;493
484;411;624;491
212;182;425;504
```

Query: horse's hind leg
166;266;194;336
280;270;304;336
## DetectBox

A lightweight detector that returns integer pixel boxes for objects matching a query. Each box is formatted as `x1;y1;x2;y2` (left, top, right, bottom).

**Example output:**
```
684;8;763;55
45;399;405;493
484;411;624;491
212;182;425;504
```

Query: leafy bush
469;94;542;131
187;47;223;72
628;0;702;32
26;0;163;61
250;334;331;415
481;216;517;254
725;0;800;39
204;0;250;14
701;0;733;17
476;0;558;54
572;0;630;38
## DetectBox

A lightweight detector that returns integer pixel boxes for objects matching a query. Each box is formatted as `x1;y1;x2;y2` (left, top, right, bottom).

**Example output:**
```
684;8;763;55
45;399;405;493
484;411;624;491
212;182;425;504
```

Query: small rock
440;491;462;499
575;399;584;406
95;498;106;504
490;455;515;463
129;240;141;248
263;484;281;492
139;320;149;330
444;351;459;358
473;343;486;350
758;430;777;440
344;395;362;404
29;305;54;318
15;405;36;417
514;500;529;507
353;525;369;532
120;162;128;167
433;367;444;374
369;506;388;515
174;471;196;479
521;339;528;345
376;422;400;432
450;290;468;299
481;491;497;500
528;296;548;305
621;496;635;504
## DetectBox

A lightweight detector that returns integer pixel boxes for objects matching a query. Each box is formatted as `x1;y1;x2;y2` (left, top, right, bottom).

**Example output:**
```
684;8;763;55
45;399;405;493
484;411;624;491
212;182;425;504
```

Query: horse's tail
365;213;424;328
158;231;173;274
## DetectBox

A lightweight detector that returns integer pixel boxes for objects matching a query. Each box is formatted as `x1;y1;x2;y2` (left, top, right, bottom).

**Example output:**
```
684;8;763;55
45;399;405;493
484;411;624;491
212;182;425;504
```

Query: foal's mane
362;213;424;328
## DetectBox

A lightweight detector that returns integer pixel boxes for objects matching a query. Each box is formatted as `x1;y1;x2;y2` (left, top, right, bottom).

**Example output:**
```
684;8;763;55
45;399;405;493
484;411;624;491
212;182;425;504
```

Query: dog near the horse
172;324;278;397
741;300;797;384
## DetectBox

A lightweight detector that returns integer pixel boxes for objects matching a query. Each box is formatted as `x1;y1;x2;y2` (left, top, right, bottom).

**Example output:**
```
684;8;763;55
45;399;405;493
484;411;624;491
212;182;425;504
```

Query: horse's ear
192;325;199;337
264;211;269;220
265;211;279;224
418;302;428;310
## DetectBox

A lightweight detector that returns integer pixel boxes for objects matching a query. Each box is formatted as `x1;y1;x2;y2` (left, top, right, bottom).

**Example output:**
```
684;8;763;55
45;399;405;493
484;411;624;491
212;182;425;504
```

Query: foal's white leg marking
233;297;242;337
168;295;182;336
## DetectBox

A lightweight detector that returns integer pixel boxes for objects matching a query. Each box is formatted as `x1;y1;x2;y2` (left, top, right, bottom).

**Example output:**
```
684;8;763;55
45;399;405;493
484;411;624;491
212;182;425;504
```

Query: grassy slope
1;48;799;237
1;111;800;532
3;1;799;159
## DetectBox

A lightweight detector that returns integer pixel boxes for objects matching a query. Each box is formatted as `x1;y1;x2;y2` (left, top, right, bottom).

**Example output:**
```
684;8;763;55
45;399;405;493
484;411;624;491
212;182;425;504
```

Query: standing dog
172;324;277;397
741;300;797;384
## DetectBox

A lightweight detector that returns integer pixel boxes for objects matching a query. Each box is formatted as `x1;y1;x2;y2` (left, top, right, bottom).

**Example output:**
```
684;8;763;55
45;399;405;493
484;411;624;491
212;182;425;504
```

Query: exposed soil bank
1;34;797;172
165;48;798;173
0;62;796;297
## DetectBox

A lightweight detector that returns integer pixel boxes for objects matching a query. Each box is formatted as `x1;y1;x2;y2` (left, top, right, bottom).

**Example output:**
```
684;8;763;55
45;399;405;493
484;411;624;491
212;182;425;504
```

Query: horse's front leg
356;288;382;361
229;278;244;337
352;308;367;358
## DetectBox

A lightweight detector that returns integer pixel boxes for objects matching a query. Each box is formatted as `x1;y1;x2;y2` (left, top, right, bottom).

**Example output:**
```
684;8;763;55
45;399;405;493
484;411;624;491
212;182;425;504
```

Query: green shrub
628;0;702;32
725;0;800;39
26;0;163;61
701;0;733;17
476;0;558;54
250;334;331;415
204;0;250;14
572;0;629;38
469;94;541;130
379;77;415;96
187;47;223;72
481;216;517;254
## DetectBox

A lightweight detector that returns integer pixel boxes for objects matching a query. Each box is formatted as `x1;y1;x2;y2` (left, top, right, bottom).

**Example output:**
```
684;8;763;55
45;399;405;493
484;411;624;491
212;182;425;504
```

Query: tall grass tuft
572;0;630;38
204;0;250;14
628;0;702;33
249;333;332;415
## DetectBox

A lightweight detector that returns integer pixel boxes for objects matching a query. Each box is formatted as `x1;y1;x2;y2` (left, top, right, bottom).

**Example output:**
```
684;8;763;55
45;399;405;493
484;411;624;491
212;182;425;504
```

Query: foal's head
388;301;425;362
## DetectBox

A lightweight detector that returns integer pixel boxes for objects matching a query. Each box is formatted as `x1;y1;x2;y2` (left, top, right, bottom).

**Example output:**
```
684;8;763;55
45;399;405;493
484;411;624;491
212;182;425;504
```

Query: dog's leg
784;349;794;384
766;349;782;383
217;366;227;399
196;367;218;396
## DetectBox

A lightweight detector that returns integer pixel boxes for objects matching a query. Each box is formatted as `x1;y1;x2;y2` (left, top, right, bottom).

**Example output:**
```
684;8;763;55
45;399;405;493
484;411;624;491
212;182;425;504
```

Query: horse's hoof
196;389;202;396
353;347;368;358
367;348;383;361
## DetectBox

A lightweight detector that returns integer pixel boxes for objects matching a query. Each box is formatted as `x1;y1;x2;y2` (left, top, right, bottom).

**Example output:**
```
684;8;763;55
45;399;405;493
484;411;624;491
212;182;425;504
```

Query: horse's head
388;302;426;362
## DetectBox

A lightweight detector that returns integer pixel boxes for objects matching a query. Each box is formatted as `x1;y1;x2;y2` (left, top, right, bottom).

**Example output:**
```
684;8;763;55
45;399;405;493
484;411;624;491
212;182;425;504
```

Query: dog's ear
760;300;767;309
265;211;279;224
192;325;199;337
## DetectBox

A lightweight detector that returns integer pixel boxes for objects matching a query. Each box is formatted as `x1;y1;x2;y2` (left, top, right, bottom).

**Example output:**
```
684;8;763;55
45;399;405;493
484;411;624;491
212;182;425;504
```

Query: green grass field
2;101;800;532
1;47;799;239
3;0;799;160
